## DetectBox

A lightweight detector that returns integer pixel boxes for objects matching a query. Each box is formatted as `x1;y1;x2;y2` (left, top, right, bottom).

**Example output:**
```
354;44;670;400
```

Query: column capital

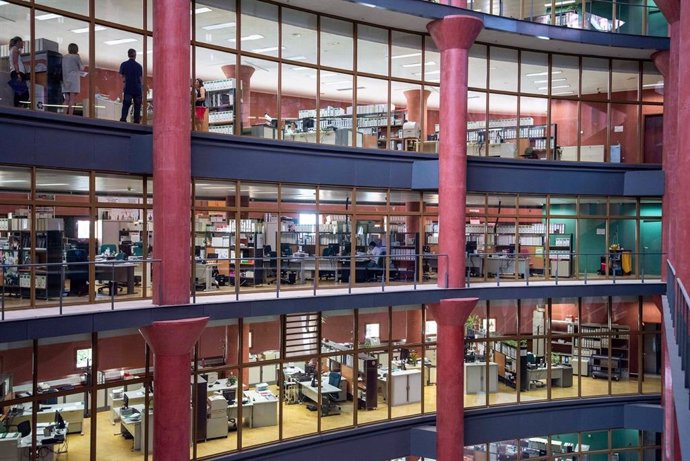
427;15;484;52
429;298;478;327
221;64;256;82
654;0;679;23
140;317;209;356
651;50;670;77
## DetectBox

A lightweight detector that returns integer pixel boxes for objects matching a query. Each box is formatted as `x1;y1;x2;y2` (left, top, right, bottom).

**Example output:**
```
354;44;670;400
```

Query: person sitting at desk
365;241;386;281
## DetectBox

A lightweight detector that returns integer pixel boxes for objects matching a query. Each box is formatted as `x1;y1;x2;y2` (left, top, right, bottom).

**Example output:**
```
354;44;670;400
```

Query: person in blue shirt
119;48;143;123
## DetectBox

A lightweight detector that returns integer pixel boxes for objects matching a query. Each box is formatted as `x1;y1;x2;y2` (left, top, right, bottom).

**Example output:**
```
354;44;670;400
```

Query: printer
206;395;229;439
401;121;421;139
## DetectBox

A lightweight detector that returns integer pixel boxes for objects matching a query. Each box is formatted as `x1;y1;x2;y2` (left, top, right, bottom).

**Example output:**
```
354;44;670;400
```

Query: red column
403;89;431;136
152;0;191;305
662;330;675;461
139;317;208;461
429;298;478;461
428;16;484;288
221;64;256;130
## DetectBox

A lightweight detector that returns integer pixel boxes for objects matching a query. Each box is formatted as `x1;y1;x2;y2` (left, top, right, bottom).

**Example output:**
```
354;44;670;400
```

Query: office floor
55;376;660;460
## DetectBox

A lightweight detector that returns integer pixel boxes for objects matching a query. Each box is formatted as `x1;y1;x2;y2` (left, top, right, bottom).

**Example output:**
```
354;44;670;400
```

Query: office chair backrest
17;421;31;437
328;372;341;388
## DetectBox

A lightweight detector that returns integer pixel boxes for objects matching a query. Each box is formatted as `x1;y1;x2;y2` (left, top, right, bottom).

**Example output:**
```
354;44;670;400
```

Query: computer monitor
327;243;340;256
465;241;477;254
222;388;237;403
304;363;316;376
399;348;410;362
280;243;292;257
302;117;315;131
55;411;65;429
123;393;129;409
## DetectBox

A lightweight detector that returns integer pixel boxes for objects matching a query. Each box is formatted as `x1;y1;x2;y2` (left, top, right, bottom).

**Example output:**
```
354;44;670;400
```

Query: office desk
485;256;527;277
18;422;69;461
9;402;84;434
110;390;146;423
195;263;218;290
337;257;371;283
206;378;238;396
527;365;573;388
227;397;254;428
95;263;137;294
119;405;153;451
243;390;278;427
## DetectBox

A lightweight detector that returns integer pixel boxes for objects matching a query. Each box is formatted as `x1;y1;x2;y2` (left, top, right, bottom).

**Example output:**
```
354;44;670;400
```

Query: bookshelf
466;118;557;159
205;79;236;136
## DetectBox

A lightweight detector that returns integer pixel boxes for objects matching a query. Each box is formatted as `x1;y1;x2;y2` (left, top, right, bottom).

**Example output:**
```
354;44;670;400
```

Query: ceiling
0;0;663;114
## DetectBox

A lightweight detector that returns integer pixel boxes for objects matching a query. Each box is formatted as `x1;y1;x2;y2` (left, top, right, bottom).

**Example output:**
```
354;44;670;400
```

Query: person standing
193;78;207;131
8;36;28;108
119;48;143;123
61;43;83;115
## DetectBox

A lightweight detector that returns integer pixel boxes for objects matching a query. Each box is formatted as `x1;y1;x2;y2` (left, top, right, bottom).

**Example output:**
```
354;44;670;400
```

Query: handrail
664;259;690;410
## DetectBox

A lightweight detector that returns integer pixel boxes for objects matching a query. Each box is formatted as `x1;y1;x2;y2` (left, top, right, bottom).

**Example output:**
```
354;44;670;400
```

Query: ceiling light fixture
104;38;138;46
202;22;235;30
533;78;567;84
552;91;575;95
526;70;563;77
292;66;313;71
251;46;284;53
336;86;364;91
35;13;63;20
538;84;570;90
0;2;9;6
195;7;212;14
536;36;550;40
0;179;28;183
285;55;307;61
642;82;664;88
391;52;422;60
324;80;352;86
228;34;264;42
71;25;107;34
401;61;436;68
36;183;69;187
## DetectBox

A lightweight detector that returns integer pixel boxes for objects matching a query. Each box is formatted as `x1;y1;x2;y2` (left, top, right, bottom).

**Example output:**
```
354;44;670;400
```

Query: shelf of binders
205;78;236;135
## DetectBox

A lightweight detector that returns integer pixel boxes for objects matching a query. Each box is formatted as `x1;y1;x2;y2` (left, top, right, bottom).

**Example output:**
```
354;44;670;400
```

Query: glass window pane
468;44;486;89
642;61;663;103
521;51;548;95
612;60;639;101
37;0;88;16
582;57;609;98
611;103;640;163
358;76;391;149
239;0;278;58
553;54;580;97
357;24;388;76
489;47;517;92
281;64;316;143
0;4;30;109
519;96;550;159
194;0;236;47
425;37;441;85
391;31;422;80
95;0;142;30
580;101;608;160
319;71;352;145
320;17;353;71
195;47;237;135
242;56;278;137
281;8;316;65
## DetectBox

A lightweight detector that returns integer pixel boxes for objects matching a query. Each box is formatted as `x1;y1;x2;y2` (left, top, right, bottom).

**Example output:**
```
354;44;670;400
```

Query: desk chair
526;353;545;389
321;372;342;416
319;247;337;280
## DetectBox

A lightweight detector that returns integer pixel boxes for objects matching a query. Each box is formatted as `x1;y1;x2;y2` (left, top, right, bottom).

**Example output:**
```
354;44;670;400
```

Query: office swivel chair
321;372;342;416
319;246;337;280
526;353;545;389
17;421;31;437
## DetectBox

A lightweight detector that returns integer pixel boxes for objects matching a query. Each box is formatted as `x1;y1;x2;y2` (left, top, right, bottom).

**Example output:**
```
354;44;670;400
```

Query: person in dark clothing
119;48;143;123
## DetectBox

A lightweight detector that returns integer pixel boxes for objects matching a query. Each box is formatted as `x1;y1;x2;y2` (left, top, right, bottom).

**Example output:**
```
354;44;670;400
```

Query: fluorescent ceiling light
251;46;284;53
37;183;69;187
552;91;575;95
36;13;63;20
202;22;235;30
309;72;336;78
468;95;481;99
324;80;352;86
538;84;570;90
533;78;567;84
536;36;550;40
228;34;264;42
195;7;212;14
643;82;664;88
401;61;436;68
0;1;10;6
136;50;153;55
285;55;307;61
358;2;377;7
104;38;138;46
336;86;364;91
545;0;576;6
291;66;313;71
391;52;422;60
71;25;107;34
526;70;563;77
1;179;28;183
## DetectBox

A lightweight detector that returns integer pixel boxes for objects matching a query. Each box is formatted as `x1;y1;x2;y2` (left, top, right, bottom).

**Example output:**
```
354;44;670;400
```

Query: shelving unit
466;118;557;159
205;79;236;135
492;341;528;391
548;233;572;277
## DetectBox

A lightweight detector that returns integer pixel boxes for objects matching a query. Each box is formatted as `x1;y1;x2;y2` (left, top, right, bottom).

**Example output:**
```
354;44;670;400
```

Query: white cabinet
379;369;422;406
464;362;498;394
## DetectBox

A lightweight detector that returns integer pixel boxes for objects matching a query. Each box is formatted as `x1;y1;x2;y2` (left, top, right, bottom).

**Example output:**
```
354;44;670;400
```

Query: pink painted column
403;89;431;136
139;317;208;461
428;16;483;288
221;64;256;129
152;0;191;305
429;298;478;461
662;329;675;461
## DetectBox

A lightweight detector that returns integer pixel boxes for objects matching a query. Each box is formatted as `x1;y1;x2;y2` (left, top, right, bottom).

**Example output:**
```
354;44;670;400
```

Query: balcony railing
426;0;668;37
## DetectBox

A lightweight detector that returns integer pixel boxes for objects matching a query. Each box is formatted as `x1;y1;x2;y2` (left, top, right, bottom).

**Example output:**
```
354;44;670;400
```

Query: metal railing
0;258;161;320
190;253;450;303
464;251;663;287
666;261;690;400
425;0;668;37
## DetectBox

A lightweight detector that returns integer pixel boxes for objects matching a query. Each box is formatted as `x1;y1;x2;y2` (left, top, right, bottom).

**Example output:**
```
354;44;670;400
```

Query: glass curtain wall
0;1;663;164
0;298;658;458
